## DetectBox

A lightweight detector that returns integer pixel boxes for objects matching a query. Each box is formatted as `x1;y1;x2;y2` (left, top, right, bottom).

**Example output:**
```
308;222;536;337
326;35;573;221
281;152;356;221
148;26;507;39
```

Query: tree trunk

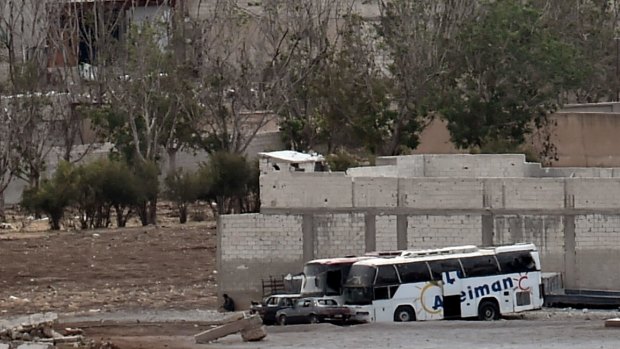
148;198;157;225
179;204;187;224
167;148;177;176
138;202;148;226
0;191;5;222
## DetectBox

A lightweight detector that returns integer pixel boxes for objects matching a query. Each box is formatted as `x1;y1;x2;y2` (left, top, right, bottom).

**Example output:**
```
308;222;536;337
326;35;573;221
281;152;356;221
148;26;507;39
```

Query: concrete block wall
399;179;483;209
406;215;482;250
353;177;398;207
218;214;304;307
347;165;398;177
493;215;565;273
260;172;353;209
501;179;565;210
313;213;366;259
422;154;527;178
568;179;620;209
375;215;398;251
575;214;620;290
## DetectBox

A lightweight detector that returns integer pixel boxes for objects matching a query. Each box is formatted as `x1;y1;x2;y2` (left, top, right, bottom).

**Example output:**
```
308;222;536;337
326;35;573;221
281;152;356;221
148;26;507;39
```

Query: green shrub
21;162;77;230
327;150;360;172
164;169;200;224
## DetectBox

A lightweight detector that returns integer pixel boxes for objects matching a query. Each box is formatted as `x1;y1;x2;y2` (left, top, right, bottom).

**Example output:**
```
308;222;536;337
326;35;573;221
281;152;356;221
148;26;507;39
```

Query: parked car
250;294;300;325
275;298;352;326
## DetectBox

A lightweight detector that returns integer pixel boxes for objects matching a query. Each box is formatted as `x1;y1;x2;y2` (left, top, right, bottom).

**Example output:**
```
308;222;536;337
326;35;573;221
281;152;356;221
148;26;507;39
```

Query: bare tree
376;0;476;155
0;97;19;221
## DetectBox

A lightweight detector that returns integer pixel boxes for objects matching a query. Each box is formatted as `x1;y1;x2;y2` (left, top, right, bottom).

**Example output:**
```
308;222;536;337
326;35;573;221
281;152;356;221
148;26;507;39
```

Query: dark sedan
275;298;352;325
250;294;300;325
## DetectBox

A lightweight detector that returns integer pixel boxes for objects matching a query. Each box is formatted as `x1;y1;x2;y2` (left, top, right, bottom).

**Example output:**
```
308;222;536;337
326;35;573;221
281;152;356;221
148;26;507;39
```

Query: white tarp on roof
258;150;324;163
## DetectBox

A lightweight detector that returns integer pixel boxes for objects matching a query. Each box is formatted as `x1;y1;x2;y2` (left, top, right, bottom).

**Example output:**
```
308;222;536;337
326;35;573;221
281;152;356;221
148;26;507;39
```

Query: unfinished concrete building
219;153;620;307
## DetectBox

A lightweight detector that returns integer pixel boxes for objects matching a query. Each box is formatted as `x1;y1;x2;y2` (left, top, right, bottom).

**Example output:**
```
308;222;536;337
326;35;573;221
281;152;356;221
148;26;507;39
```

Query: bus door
441;271;462;319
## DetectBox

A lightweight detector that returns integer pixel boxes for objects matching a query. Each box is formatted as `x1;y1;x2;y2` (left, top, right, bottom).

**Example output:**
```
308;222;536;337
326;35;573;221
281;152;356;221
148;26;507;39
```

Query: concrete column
397;215;408;250
302;214;315;262
365;213;376;253
563;215;576;289
481;214;494;246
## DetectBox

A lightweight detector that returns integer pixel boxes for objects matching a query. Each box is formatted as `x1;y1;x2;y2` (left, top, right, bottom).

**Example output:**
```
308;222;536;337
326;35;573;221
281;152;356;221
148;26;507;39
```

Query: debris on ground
194;312;267;344
605;318;620;327
0;313;84;348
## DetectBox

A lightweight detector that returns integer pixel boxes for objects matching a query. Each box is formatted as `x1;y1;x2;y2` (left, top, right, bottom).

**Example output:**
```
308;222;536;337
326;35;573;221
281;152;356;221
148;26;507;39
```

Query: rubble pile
0;313;83;348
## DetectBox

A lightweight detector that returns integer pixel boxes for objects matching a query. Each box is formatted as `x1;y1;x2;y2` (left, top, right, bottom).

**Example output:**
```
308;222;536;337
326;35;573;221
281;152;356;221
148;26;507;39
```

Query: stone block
16;344;53;349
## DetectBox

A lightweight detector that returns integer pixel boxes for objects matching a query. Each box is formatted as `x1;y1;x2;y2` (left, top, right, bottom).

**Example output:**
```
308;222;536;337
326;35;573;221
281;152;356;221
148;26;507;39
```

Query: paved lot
61;310;620;349
209;318;620;349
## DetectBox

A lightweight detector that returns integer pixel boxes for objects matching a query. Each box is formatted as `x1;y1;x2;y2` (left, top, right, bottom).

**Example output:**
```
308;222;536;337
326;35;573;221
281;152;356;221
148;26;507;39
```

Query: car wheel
393;305;415;322
309;314;319;324
478;300;500;321
278;314;287;326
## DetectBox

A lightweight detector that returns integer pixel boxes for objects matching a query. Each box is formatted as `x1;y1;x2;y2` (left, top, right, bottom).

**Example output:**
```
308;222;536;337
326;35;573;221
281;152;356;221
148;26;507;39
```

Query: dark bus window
496;252;537;273
396;262;432;283
460;256;500;277
344;286;373;305
374;286;390;300
428;259;463;280
375;265;400;285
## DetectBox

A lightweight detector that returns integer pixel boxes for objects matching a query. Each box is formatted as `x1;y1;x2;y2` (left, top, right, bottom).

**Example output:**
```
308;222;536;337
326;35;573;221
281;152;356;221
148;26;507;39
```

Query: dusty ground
3;218;620;348
0;222;219;316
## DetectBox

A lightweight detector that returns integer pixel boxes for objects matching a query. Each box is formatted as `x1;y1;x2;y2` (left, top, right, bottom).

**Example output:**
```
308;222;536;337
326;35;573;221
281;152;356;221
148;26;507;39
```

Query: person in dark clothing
222;293;235;312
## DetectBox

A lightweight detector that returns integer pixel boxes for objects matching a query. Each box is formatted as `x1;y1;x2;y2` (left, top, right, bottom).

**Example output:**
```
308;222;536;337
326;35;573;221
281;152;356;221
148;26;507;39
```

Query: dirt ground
0;222;219;316
3;219;620;348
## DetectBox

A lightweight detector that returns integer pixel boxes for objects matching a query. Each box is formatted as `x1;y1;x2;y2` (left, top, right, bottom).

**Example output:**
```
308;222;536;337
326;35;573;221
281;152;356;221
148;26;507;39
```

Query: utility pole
614;37;620;102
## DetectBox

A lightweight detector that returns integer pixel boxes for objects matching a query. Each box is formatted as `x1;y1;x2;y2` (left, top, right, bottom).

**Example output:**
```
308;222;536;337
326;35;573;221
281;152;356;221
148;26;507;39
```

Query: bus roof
354;243;538;267
305;256;374;265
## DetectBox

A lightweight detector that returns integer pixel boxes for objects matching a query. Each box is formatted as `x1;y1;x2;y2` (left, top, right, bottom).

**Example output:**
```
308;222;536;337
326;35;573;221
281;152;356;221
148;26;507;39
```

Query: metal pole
614;37;620;102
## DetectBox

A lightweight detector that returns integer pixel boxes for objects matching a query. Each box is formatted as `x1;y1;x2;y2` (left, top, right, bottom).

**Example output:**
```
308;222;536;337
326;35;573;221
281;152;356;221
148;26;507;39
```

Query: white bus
300;257;373;305
300;252;402;304
343;243;543;322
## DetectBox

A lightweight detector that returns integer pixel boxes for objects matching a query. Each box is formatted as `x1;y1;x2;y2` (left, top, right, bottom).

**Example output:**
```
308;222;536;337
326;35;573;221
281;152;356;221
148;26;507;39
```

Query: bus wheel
278;314;288;326
393;306;416;322
478;300;500;321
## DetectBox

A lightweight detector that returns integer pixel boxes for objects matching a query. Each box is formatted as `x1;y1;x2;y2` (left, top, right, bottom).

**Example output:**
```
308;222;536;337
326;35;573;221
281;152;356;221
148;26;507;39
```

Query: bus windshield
302;262;353;297
344;265;376;287
343;286;373;305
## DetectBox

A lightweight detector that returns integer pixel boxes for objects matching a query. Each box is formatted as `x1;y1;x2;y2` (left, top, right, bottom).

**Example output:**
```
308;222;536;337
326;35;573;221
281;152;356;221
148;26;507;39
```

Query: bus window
428;259;463;280
460;256;500;277
496;252;537;273
396;262;432;283
375;265;399;285
374;287;390;300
